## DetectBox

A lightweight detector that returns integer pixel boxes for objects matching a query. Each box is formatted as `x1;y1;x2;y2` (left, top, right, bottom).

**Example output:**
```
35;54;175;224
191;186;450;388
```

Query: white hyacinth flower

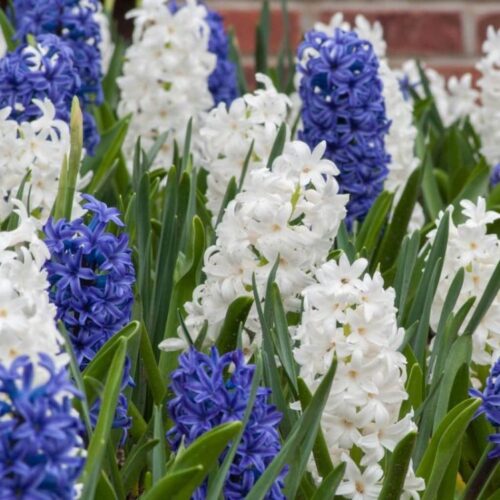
294;255;424;498
0;201;67;383
429;197;500;366
473;26;500;167
0;98;86;221
199;73;291;218
160;140;348;353
118;0;216;168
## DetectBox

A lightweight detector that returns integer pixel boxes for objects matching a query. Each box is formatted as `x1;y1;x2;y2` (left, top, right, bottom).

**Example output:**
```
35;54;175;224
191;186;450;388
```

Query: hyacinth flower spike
0;354;85;500
168;0;238;106
12;0;104;153
44;195;136;442
168;347;287;499
297;28;391;226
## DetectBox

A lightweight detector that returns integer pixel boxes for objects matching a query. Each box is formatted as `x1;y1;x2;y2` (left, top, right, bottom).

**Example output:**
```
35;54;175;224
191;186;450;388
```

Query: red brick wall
209;0;500;81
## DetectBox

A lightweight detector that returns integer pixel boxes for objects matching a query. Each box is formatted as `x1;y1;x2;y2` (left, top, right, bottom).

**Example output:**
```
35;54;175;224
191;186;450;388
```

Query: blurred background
111;0;500;82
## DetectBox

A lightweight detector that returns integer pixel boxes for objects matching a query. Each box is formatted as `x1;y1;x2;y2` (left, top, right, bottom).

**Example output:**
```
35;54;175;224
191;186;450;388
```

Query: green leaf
121;437;161;491
297;379;334;478
246;359;337;500
173;421;242;472
139;324;166;405
149;166;183;345
266;123;288;170
253;269;295;434
102;36;126;107
393;232;420;320
95;471;118;500
216;296;254;354
82;321;140;383
142;423;244;498
311;463;346;500
408;212;449;364
420;398;481;500
376;166;423;271
463;259;500;338
159;216;206;381
335;222;356;262
379;432;417;499
451;162;489;220
355;191;393;256
401;362;423;416
152;405;167;484
433;335;472;428
270;284;298;394
417;397;478;477
215;176;238;227
411;257;443;367
141;466;205;500
80;339;128;500
83;116;130;192
59;323;93;436
422;151;444;220
0;8;17;51
428;268;465;383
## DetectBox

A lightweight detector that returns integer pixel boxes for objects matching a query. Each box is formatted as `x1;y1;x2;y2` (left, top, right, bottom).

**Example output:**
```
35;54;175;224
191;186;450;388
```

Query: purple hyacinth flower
11;0;103;153
0;354;85;500
297;28;391;227
44;196;135;442
168;347;287;499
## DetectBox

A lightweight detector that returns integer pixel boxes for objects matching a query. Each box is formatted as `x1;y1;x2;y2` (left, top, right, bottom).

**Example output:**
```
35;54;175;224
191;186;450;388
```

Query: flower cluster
118;0;216;167
471;356;500;458
168;347;286;499
0;201;65;374
315;14;419;201
165;140;348;352
297;27;390;225
429;198;500;367
12;0;104;153
43;195;135;368
0;354;85;499
293;255;424;498
0;98;89;222
44;195;135;439
0;205;85;498
199;73;291;217
0;34;80;125
473;26;500;170
169;0;238;106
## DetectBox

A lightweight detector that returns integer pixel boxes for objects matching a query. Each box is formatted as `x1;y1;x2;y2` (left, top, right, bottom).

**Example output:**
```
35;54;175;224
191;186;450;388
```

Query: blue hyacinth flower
0;354;85;500
168;347;287;499
471;357;500;458
11;0;104;153
297;28;391;226
44;195;136;442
